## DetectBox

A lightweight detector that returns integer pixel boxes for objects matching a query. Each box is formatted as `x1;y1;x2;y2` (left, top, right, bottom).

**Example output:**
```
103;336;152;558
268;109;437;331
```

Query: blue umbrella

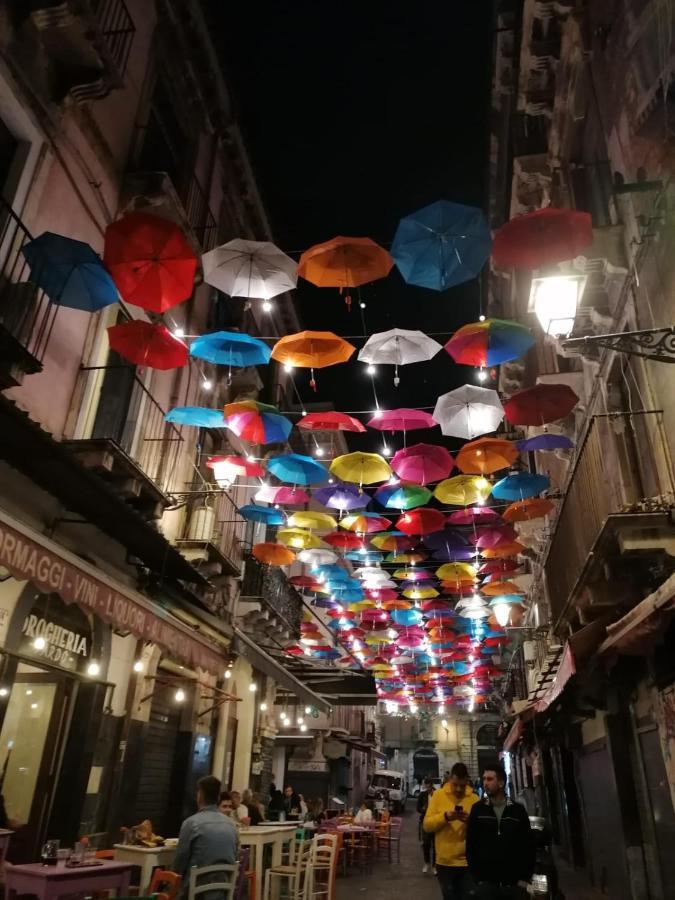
267;453;328;486
189;331;271;369
345;550;384;564
491;472;550;501
239;504;286;526
165;406;225;428
390;609;423;627
391;200;492;291
517;434;574;452
22;232;119;311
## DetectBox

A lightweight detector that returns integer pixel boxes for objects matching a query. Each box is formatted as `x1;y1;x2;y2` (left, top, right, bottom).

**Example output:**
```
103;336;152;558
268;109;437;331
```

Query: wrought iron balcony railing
90;0;136;79
240;554;302;638
181;173;219;252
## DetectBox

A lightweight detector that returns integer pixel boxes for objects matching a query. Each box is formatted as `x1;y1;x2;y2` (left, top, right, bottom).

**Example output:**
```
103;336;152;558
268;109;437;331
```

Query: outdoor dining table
113;843;177;891
239;824;306;900
5;859;133;900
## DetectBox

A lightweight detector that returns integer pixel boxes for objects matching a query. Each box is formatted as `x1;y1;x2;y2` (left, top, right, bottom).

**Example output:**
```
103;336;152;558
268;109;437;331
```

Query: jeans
472;883;528;900
422;828;435;865
436;865;469;900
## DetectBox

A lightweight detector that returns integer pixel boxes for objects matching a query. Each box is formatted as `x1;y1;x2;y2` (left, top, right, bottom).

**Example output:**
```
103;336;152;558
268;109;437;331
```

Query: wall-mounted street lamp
529;273;587;337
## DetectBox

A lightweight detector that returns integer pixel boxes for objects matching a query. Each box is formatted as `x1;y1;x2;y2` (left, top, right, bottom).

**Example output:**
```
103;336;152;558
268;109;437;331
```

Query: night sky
208;1;494;455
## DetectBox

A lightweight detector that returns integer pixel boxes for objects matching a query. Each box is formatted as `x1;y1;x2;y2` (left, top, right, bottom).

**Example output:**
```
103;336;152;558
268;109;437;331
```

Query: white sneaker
433;867;437;875
422;864;429;874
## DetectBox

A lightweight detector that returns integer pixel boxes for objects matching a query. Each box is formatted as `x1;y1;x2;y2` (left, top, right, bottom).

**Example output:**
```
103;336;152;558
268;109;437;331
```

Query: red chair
149;869;182;900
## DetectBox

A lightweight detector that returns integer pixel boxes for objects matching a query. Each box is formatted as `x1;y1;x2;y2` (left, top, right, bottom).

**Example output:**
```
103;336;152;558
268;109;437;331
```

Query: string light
366;364;376;375
284;363;294;373
87;661;100;677
133;660;144;673
260;702;268;711
32;636;46;651
315;446;325;457
262;300;272;312
249;682;257;692
175;688;185;703
202;379;213;391
478;314;486;323
382;445;391;456
371;409;382;419
174;326;185;338
477;368;487;382
300;723;308;732
224;669;232;680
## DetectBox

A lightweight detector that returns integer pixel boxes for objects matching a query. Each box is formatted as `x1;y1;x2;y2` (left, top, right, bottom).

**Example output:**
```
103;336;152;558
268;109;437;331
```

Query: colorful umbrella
434;475;492;506
239;504;286;526
433;385;504;439
491;472;550;501
385;551;428;564
298;547;338;566
480;581;524;597
473;525;519;549
445;318;534;368
276;528;323;550
271;330;355;389
224;400;292;444
403;587;439;601
313;482;365;512
482;542;526;559
368;408;437;432
189;331;271;376
103;211;197;312
267;453;328;486
436;562;476;581
391;444;453;485
330;452;392;488
371;532;416;552
492;208;593;269
504;383;579;426
254;485;310;505
297;411;365;433
358;329;443;385
288;511;337;531
517;434;574;452
340;512;391;534
374;483;432;510
455;437;518;475
207;455;265;483
478;560;520;576
391;200;491;291
107;320;188;369
165;406;225;428
297;236;393;307
447;507;502;526
324;531;365;551
502;497;555;522
22;232;118;311
202;239;297;300
252;542;295;566
397;509;446;535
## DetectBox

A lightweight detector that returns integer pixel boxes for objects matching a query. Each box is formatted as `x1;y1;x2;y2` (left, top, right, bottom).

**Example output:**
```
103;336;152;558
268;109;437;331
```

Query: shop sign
19;592;92;672
0;518;225;675
287;760;329;772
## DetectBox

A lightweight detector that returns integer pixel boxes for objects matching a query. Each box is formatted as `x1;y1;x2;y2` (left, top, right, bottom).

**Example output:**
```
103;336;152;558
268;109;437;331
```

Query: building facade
489;1;675;897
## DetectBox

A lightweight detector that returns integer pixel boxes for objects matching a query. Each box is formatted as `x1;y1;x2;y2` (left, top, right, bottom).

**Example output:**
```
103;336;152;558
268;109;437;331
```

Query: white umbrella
358;328;443;385
202;239;297;300
433;385;504;439
297;547;338;566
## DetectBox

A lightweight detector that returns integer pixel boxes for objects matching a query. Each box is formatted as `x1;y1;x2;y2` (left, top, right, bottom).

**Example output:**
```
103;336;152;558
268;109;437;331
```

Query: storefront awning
599;572;675;656
0;511;226;675
233;627;331;713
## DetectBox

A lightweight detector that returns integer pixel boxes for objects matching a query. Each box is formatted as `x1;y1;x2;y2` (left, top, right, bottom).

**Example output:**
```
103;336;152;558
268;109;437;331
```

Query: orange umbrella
481;541;526;559
271;330;355;389
480;581;524;597
502;497;555;523
252;542;295;566
455;437;518;475
297;236;394;308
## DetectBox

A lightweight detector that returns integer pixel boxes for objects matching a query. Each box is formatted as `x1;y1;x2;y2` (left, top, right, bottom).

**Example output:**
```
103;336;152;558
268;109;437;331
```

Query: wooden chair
149;869;182;900
376;816;402;863
188;864;239;900
307;834;337;900
262;839;311;900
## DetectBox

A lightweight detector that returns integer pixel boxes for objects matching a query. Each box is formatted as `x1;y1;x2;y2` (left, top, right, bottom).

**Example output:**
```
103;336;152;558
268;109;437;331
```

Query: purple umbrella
314;482;366;512
423;529;471;553
517;433;574;452
432;547;476;562
447;507;502;527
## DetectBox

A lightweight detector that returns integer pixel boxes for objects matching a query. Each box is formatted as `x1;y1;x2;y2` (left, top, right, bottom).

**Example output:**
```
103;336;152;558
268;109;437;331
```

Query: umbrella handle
310;368;317;391
394;364;400;387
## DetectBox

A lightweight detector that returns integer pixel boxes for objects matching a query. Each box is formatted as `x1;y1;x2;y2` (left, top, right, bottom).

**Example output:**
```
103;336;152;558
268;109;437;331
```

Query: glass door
0;664;72;861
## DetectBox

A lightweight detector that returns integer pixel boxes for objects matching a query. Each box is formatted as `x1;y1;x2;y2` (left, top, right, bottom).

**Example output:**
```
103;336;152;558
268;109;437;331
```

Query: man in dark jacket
466;765;535;899
417;778;435;873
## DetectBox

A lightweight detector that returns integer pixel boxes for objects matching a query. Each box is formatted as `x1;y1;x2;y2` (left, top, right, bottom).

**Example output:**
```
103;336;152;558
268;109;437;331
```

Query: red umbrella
492;208;593;269
504;383;579;425
365;588;399;602
206;455;265;478
472;525;518;549
478;560;520;576
297;411;366;432
107;320;188;370
397;508;446;535
289;575;323;590
391;443;454;485
104;211;197;312
324;531;365;550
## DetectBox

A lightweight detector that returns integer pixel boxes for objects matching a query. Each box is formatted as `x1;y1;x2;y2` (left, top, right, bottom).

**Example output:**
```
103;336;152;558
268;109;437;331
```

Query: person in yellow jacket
424;762;479;900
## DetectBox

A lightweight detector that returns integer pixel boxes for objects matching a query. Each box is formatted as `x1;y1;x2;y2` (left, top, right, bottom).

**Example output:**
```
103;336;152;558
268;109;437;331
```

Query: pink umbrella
254;485;310;505
391;443;453;485
472;524;518;549
368;408;437;432
447;507;502;526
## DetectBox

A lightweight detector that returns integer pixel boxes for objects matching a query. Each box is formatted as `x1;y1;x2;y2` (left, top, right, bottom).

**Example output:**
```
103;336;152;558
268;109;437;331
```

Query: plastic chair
262;839;311;900
188;864;239;900
149;869;182;900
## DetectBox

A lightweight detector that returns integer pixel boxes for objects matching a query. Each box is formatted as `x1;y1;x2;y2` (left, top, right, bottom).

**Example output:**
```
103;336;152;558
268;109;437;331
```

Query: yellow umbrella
392;569;420;580
330;451;392;488
403;587;439;600
387;552;427;564
434;475;492;506
276;528;323;550
288;510;337;532
348;600;376;612
435;562;477;581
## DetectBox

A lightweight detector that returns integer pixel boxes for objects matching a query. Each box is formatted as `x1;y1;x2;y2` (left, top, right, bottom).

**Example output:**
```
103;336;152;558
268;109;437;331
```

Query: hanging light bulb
283;363;294;373
224;669;232;680
297;716;304;725
371;409;382;419
300;723;308;732
32;636;46;651
478;315;486;323
366;364;376;375
174;326;185;338
477;368;487;383
249;682;257;692
305;705;312;715
133;660;144;673
260;701;268;711
175;688;185;703
86;661;100;677
315;446;325;457
382;445;391;456
202;379;213;391
301;409;307;416
262;300;272;312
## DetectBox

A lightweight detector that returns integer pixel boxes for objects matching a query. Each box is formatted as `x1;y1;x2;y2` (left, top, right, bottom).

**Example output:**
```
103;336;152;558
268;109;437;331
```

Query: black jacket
466;797;535;885
417;789;432;816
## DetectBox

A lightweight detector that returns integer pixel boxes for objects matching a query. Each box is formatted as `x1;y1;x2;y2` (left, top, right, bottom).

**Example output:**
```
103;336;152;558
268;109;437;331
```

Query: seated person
354;802;373;826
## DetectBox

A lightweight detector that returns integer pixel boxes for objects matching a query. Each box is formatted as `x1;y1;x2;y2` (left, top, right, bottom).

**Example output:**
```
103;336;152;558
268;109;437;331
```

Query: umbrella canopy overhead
297;236;393;306
207;455;265;479
107;320;188;370
271;330;355;389
391;443;453;485
433;385;504;439
104;211;197;312
330;452;392;488
516;433;574;452
288;510;338;531
502;497;555;522
504;383;579;426
357;329;443;385
447;507;502;526
267;453;329;486
445;318;534;368
202;239;297;300
239;504;286;526
224;400;292;444
434;475;492;506
252;542;295;566
397;508;446;535
297;411;365;432
492;208;593;269
491;472;550;501
314;482;365;512
455;437;518;475
22;232;119;311
340;512;391;534
368;408;437;432
374;483;432;510
391;200;492;291
189;331;271;369
254;485;310;505
276;528;323;550
165;406;225;428
297;547;338;566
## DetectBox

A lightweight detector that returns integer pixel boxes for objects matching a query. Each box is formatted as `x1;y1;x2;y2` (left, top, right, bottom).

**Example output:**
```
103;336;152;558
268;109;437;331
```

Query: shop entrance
0;663;73;862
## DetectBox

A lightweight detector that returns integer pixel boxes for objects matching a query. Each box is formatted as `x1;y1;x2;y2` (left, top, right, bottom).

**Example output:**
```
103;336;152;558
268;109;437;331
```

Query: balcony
544;411;675;628
177;482;248;577
64;366;183;519
238;555;302;647
0;198;56;389
89;0;136;82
